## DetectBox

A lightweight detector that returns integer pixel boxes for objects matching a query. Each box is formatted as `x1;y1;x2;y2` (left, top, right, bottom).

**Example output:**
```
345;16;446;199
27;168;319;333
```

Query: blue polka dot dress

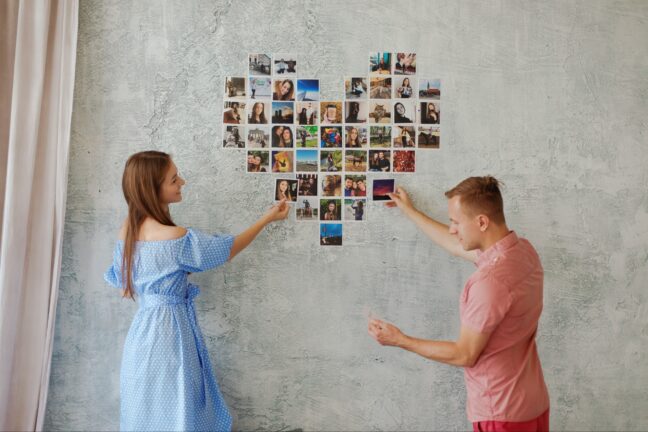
104;228;234;431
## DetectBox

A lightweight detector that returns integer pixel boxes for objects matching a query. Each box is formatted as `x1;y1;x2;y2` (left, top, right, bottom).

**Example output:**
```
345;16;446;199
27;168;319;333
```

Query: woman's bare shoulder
118;219;187;241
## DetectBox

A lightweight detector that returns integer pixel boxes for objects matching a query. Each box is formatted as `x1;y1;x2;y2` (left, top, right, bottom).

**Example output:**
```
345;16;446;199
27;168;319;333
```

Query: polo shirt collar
476;231;519;268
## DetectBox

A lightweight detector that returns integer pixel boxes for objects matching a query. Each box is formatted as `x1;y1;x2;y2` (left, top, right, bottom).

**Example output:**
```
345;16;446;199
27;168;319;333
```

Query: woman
346;127;362;148
249;102;267;124
394;102;412;123
273;79;294;101
422;102;439;124
275;179;294;201
397;77;412;98
323;201;337;220
298;108;308;125
351;200;364;221
400;128;412;147
279;127;293;147
105;151;289;431
272;126;284;147
369;152;380;171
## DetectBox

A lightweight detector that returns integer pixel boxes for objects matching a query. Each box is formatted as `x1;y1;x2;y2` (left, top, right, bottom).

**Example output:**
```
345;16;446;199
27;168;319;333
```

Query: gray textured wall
45;1;648;430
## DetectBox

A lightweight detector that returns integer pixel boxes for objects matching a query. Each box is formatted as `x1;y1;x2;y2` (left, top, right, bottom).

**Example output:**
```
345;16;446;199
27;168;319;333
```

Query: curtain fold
0;1;78;430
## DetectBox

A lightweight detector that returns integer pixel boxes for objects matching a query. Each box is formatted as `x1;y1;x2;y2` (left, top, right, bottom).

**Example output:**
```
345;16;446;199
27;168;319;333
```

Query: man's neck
479;224;511;251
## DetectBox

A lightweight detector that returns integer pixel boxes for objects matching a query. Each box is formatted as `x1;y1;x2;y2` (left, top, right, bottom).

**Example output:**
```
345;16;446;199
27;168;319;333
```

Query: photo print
271;101;294;123
320;150;343;172
273;54;297;76
296;149;318;172
420;101;440;124
248;77;272;99
344;198;367;222
296;102;318;125
249;54;271;76
345;150;368;172
273;79;295;101
271;150;294;173
345;77;368;99
344;174;367;197
272;125;294;148
417;126;440;149
369;77;392;99
320;199;342;221
296;125;318;147
393;53;416;75
393;125;416;148
275;179;298;202
368;150;391;172
247;101;270;124
369;125;392;147
223;101;246;124
247;150;269;173
247;126;270;148
393;150;416;173
223;125;245;148
372;179;395;201
320;101;343;124
320;223;342;246
225;77;246;99
418;78;441;99
320;174;342;197
296;197;318;221
368;101;391;124
320;126;343;148
345;126;367;148
296;79;320;101
393;100;416;124
394;76;417;99
297;173;318;196
369;52;392;75
344;101;368;123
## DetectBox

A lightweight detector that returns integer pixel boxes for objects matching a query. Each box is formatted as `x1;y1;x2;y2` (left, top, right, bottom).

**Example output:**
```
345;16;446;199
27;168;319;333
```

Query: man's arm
387;187;477;263
368;319;490;368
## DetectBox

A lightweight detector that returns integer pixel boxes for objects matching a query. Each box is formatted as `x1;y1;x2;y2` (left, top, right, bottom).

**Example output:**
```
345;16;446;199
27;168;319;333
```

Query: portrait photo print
274;179;298;202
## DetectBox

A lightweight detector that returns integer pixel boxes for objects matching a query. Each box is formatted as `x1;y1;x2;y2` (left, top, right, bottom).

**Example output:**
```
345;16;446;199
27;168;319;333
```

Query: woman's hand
264;199;290;223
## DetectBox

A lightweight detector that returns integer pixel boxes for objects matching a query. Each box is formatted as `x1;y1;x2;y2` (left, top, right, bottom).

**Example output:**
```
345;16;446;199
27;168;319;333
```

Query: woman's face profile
160;160;185;204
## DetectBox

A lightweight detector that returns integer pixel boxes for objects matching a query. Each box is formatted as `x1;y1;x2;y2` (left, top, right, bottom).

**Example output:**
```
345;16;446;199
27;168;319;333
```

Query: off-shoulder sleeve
178;228;234;273
104;243;124;289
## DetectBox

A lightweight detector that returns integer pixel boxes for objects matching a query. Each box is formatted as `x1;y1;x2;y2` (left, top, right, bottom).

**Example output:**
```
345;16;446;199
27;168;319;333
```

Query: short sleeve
104;243;123;289
178;228;234;273
461;274;512;333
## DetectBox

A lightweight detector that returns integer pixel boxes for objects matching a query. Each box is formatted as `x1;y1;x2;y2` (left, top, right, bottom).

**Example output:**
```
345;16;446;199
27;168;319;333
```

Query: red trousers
473;409;549;432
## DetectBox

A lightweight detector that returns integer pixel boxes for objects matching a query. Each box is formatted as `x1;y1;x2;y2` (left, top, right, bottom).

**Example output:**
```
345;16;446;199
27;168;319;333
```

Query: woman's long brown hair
121;151;176;299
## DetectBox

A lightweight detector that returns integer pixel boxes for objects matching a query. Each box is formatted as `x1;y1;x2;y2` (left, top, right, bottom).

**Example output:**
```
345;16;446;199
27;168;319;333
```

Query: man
377;151;390;172
368;176;550;431
344;178;354;197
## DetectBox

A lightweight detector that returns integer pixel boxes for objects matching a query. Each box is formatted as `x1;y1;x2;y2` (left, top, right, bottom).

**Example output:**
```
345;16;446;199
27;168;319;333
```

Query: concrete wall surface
45;1;648;430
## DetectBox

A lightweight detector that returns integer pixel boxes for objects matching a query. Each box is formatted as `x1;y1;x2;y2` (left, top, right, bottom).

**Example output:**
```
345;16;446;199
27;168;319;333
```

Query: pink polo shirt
460;231;549;422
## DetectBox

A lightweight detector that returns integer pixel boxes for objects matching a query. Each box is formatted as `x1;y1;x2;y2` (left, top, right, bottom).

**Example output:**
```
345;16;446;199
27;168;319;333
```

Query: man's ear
477;214;490;232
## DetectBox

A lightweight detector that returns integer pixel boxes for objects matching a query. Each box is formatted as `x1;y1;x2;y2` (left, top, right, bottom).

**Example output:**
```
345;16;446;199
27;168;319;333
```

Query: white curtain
0;0;78;430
